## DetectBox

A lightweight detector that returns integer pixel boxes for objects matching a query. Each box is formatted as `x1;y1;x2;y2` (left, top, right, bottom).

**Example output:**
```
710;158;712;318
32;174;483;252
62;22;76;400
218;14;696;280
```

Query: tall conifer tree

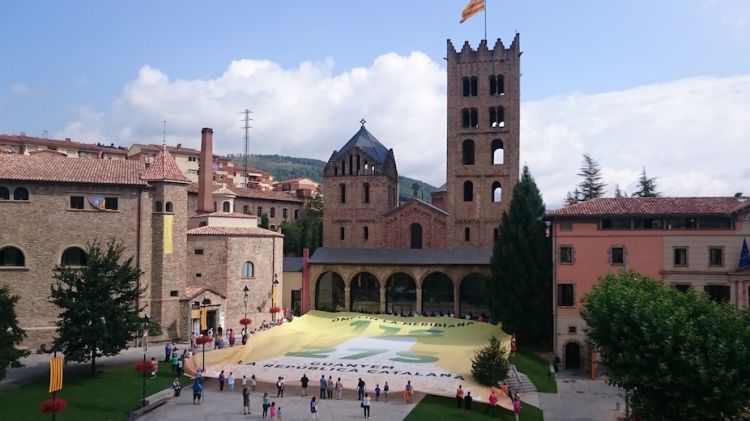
632;167;660;197
488;166;552;344
577;154;606;200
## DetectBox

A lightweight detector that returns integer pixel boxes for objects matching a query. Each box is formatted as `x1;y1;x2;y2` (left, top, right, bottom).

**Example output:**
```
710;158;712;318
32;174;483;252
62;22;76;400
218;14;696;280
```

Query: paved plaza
140;379;423;421
538;370;625;421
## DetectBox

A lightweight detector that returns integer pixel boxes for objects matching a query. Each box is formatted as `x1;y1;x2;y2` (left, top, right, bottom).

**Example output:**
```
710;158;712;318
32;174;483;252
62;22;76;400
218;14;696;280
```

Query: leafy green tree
50;240;143;374
0;286;30;380
581;271;750;420
281;222;302;256
471;335;510;387
632;167;660;197
260;213;270;229
576;153;606;200
488;165;552;344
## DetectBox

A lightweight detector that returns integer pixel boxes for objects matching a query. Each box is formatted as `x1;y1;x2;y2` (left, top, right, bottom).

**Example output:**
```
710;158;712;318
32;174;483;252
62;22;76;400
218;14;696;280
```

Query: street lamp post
243;285;249;320
272;274;279;323
141;315;149;408
201;297;210;372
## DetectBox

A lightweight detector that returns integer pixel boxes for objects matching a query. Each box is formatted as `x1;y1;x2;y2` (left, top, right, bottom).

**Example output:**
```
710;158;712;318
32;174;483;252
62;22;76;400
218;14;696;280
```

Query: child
269;402;277;420
383;381;389;402
374;384;381;401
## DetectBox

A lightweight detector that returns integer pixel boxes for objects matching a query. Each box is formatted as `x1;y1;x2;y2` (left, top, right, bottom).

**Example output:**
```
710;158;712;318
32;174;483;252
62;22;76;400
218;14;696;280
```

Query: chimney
197;128;214;214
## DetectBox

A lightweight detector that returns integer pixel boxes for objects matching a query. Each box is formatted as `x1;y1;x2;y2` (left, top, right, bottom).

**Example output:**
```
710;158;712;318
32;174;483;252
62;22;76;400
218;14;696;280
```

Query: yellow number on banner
285;347;335;358
390;351;439;364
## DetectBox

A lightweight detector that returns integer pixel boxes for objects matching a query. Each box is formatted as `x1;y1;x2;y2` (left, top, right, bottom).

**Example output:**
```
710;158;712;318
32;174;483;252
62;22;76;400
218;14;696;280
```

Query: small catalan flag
49;355;63;393
461;0;485;23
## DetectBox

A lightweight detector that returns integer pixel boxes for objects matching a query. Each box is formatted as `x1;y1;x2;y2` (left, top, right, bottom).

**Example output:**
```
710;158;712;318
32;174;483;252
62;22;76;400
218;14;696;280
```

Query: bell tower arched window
462;139;475;165
491;139;504;165
490;107;505;128
463;181;473;202
492;181;502;203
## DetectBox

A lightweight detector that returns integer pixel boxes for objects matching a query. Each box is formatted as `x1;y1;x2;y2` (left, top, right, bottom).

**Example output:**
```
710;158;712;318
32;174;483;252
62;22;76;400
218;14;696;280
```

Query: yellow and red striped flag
200;306;208;331
461;0;485;23
49;355;63;393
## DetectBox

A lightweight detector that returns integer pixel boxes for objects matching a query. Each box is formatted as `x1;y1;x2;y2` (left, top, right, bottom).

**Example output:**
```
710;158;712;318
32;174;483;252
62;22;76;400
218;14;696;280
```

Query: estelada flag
739;239;750;269
461;0;485;23
49;355;63;393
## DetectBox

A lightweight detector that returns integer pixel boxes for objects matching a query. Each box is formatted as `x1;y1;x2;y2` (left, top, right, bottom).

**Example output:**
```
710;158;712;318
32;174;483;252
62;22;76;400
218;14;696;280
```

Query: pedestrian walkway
140;379;422;421
538;370;624;421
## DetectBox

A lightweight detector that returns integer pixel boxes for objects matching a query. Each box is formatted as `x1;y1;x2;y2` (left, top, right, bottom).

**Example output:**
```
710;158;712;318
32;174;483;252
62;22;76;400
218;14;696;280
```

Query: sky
1;0;748;207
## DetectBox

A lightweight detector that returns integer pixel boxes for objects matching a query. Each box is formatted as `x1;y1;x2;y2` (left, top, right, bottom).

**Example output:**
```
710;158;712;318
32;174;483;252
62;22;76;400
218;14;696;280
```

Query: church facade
308;36;522;317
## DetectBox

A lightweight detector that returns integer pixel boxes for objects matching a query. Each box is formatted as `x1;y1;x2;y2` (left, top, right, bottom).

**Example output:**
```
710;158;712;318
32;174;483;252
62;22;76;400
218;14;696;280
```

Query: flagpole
484;0;487;41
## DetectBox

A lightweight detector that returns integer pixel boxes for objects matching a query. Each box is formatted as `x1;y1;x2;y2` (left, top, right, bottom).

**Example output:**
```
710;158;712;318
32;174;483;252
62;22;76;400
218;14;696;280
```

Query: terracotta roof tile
188;183;304;203
187;226;283;237
141;149;191;183
0;133;128;155
548;197;750;217
0;153;147;185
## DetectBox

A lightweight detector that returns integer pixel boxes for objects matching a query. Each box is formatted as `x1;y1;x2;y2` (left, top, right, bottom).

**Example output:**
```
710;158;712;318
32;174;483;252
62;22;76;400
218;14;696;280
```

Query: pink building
547;196;750;370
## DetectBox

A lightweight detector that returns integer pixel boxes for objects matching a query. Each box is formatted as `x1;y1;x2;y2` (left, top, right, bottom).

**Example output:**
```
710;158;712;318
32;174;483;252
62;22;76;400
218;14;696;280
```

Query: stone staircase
505;364;537;394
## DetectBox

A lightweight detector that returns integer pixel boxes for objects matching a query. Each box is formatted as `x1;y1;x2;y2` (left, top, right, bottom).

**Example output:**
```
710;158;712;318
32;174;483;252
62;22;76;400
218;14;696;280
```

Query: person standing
262;393;270;418
335;378;343;400
241;375;248;390
228;372;236;392
383;381;389;402
149;357;158;379
176;356;184;377
501;382;509;397
403;380;413;404
456;384;464;409
164;342;173;362
280;377;285;397
513;396;522;421
269;402;277;421
357;378;366;401
171;352;179;375
464;391;473;412
319;375;327;399
487;390;499;416
192;379;203;405
310;396;319;421
251;374;257;393
300;373;309;397
277;376;283;397
197;368;204;385
326;375;334;399
229;328;236;347
362;393;371;419
219;370;226;391
374;384;381;401
242;386;251;415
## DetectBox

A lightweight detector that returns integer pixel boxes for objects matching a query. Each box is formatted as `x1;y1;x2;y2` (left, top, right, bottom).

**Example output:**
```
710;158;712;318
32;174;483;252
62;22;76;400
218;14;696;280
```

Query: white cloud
522;75;750;207
10;83;31;95
58;54;750;207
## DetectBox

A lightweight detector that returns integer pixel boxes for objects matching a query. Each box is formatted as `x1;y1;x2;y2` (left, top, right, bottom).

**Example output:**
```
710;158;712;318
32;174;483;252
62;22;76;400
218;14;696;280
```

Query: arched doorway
421;272;454;316
315;272;345;311
459;273;488;318
350;272;380;313
565;341;581;369
385;273;416;315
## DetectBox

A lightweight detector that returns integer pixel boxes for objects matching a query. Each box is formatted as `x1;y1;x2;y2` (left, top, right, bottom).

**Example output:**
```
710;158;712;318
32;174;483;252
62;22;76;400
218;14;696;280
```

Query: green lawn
0;361;179;420
405;394;543;421
513;349;557;393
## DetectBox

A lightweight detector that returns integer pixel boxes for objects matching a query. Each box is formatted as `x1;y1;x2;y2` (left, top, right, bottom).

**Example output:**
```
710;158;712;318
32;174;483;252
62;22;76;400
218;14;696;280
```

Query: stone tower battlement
447;34;520;62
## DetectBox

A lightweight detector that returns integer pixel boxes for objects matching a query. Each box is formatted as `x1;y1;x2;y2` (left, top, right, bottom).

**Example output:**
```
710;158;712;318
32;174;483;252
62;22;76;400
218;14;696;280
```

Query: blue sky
1;1;748;204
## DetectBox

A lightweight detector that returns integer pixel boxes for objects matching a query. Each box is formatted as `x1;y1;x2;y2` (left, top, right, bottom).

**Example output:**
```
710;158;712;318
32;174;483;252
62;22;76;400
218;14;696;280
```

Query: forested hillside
228;154;438;203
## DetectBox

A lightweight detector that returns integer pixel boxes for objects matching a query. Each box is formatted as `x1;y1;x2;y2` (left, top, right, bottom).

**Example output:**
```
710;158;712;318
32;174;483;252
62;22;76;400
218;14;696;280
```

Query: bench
125;388;175;420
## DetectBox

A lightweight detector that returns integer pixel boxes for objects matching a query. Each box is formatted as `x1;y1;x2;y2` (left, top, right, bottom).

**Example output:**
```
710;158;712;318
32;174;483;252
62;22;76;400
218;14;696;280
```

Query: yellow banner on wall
163;214;173;255
200;307;207;332
185;311;514;410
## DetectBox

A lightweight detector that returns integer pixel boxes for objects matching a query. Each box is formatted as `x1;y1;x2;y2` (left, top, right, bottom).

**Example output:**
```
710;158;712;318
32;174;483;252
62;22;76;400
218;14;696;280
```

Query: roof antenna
242;109;253;188
360;118;366;127
162;120;167;151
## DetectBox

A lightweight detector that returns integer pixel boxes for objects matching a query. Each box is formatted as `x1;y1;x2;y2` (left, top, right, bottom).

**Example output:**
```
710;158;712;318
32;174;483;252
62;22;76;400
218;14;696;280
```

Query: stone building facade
306;37;522;317
0;128;285;348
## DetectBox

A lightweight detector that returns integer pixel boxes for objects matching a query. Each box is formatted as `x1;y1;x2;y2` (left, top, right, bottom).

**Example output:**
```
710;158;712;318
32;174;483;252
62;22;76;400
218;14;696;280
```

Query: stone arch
564;340;582;369
385;272;416;315
462;139;475;165
61;246;87;267
459;273;489;318
421;272;454;316
491;139;504;165
13;187;29;201
410;223;422;249
492;181;502;203
350;272;380;313
315;271;345;312
0;245;25;267
0;186;9;200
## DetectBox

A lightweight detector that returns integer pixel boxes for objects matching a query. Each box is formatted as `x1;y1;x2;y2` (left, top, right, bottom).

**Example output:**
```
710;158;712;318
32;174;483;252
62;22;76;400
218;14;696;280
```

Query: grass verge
513;349;557;393
405;394;543;420
0;362;178;420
